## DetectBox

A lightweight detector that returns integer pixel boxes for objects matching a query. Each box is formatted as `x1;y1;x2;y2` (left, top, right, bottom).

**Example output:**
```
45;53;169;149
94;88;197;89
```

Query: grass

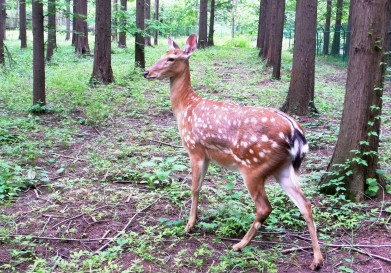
0;30;390;272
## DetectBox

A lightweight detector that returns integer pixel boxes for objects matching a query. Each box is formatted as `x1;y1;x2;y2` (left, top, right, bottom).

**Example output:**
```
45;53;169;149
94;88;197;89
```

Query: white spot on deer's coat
250;135;257;142
253;157;259;163
261;117;268;123
249;149;254;154
279;132;285;139
259;152;265;158
261;135;269;142
241;141;248;148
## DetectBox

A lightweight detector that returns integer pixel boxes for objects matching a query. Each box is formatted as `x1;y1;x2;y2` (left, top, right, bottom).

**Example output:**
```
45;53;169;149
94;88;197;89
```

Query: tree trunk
32;0;45;105
345;0;354;59
46;0;56;61
135;0;145;69
281;0;318;115
271;0;285;80
198;0;208;48
118;0;127;47
91;0;114;84
1;0;4;41
112;0;117;41
66;0;70;40
260;0;270;59
323;0;332;55
207;0;215;46
145;0;151;46
74;0;89;55
0;0;5;65
256;0;266;50
72;0;76;45
153;0;158;45
20;0;27;48
331;0;343;55
320;0;390;201
265;0;278;65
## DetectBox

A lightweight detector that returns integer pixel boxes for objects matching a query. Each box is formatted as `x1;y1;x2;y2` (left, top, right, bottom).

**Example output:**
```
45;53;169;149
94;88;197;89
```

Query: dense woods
0;0;390;272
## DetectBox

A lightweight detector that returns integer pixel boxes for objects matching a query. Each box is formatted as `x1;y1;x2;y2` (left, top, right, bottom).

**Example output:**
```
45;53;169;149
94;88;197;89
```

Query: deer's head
143;34;197;80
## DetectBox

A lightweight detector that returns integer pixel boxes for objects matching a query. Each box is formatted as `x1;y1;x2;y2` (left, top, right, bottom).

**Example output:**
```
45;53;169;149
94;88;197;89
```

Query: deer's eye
167;57;175;62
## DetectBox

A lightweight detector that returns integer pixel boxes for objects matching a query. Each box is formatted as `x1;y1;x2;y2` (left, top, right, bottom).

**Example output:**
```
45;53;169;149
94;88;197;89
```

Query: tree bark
118;0;127;47
135;0;145;69
281;0;318;115
46;0;56;61
112;0;117;41
207;0;215;46
74;0;90;55
256;0;266;50
153;0;158;45
91;0;114;84
66;0;70;40
145;0;151;46
0;0;5;65
260;0;270;59
320;0;390;201
20;0;27;48
32;0;46;105
272;0;285;80
345;0;354;59
0;0;4;41
323;0;332;55
331;0;343;55
198;0;208;48
72;0;76;45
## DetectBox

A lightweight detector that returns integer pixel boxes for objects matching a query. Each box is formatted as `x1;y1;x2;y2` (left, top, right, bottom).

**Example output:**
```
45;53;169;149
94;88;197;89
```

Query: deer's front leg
185;155;209;233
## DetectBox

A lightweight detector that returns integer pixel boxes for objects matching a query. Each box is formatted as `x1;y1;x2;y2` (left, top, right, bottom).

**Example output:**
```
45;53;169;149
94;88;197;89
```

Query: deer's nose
143;71;149;78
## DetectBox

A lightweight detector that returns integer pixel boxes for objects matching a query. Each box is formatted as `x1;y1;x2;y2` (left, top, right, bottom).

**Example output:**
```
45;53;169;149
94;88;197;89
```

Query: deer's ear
168;36;180;50
184;34;197;57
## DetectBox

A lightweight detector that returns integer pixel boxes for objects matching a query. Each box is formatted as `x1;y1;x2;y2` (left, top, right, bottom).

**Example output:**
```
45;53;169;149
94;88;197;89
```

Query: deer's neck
169;64;199;119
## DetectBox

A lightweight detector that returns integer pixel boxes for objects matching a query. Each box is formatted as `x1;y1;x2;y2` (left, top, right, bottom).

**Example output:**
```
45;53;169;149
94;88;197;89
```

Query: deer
143;34;324;270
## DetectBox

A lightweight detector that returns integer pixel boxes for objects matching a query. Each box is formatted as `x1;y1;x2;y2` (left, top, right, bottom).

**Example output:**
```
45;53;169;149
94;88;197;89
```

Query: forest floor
1;33;391;273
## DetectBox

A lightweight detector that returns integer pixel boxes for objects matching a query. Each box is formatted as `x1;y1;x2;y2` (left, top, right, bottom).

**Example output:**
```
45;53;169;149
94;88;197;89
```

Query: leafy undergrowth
1;32;391;272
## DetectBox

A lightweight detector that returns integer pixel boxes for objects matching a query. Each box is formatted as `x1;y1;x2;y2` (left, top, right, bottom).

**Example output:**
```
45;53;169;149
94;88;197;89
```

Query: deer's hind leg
275;164;323;270
232;169;271;251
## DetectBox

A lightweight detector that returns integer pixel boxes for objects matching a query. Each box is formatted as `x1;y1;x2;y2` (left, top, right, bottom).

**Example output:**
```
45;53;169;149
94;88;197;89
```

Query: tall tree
144;0;151;46
321;0;390;201
0;0;4;41
331;0;343;55
135;0;145;69
153;0;158;45
256;0;266;50
74;0;89;55
198;0;208;48
118;0;127;47
345;0;354;58
323;0;332;55
32;0;45;105
207;0;215;46
65;0;70;40
259;0;270;59
271;0;285;79
20;0;27;48
281;0;318;115
91;0;114;84
0;0;5;65
46;0;57;61
112;0;117;41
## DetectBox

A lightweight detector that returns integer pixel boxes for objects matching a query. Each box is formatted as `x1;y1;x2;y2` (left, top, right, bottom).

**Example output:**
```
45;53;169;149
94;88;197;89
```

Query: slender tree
91;0;114;84
281;0;318;115
46;0;57;61
207;0;215;46
72;0;76;45
0;0;5;65
20;0;27;48
256;0;266;50
0;0;4;41
112;0;117;41
260;0;270;59
135;0;145;69
323;0;332;55
331;0;343;55
198;0;208;48
118;0;126;47
145;0;151;46
32;0;45;105
74;0;89;55
153;0;158;45
345;0;354;58
321;0;390;201
65;0;70;40
271;0;285;79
